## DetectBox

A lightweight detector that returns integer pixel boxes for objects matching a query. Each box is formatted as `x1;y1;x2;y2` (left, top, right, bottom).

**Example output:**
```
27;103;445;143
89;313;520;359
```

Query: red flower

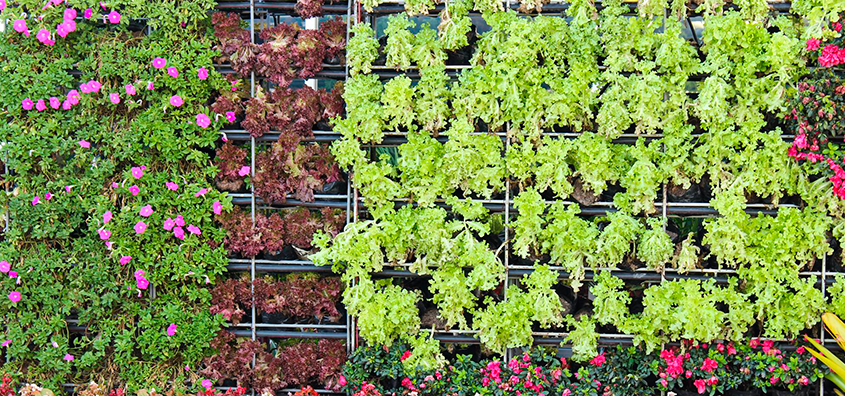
694;379;706;394
590;353;606;367
400;350;412;362
701;358;719;373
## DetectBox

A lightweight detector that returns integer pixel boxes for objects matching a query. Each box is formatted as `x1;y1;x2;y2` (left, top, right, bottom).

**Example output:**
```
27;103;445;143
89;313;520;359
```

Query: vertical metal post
249;4;258;391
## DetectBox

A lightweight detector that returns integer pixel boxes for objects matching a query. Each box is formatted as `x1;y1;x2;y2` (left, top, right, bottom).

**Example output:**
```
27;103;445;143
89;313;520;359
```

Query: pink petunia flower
125;84;136;96
36;29;54;46
89;80;101;93
63;354;74;361
1;340;10;348
107;10;120;24
36;99;47;112
139;205;153;217
22;99;34;110
0;261;9;273
129;185;140;196
64;8;77;20
49;97;60;109
212;200;222;215
238;166;250;177
45;192;52;201
13;20;30;36
0;0;5;11
167;67;179;78
31;196;40;205
84;8;93;18
163;218;175;231
170;95;183;107
202;380;212;389
137;278;149;290
8;291;21;303
57;23;70;38
173;226;185;240
194;188;207;197
103;210;113;224
68;89;80;103
196;113;211;128
109;93;120;104
78;140;90;148
175;215;185;227
8;271;16;278
119;256;132;265
98;229;111;240
131;166;144;179
65;185;72;193
165;182;178;191
63;19;77;33
134;221;147;234
198;67;209;80
225;111;236;123
62;99;72;110
187;224;201;235
147;81;154;91
152;57;167;69
167;323;177;336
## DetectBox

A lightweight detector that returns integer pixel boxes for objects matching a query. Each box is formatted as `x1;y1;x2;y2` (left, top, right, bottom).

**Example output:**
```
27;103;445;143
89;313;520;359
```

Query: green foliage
385;15;417;70
636;218;673;271
591;271;630;326
343;278;421;347
564;315;599;362
348;24;380;75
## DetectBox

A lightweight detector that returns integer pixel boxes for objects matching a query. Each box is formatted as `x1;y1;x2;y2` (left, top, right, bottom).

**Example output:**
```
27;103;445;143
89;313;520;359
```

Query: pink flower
1;340;10;347
163;218;175;231
89;80;101;93
807;38;821;51
170;95;183;107
770;376;779;385
84;8;93;18
134;269;146;279
238;166;250;177
136;278;149;290
194;188;207;197
98;229;111;240
187;224;201;235
796;346;805;355
8;291;21;303
167;323;177;336
0;261;9;273
212;200;222;215
590;353;606;367
65;185;72;193
134;221;147;234
201;380;212;389
152;57;167;69
701;358;718;373
165;182;178;191
109;93;120;104
22;99;33;110
62;100;72;110
67;89;80;104
119;256;132;265
131;166;144;179
64;8;77;20
36;29;54;46
8;271;16;278
562;390;570;396
799;376;809;385
0;1;5;11
338;375;346;386
175;215;185;227
13;20;29;36
107;10;120;24
57;23;69;38
125;84;136;96
694;379;706;394
31;196;40;206
103;210;113;224
139;205;153;217
63;354;74;361
167;67;179;78
49;97;60;109
78;140;90;148
196;113;211;128
62;19;77;33
173;226;185;240
45;192;52;200
198;67;209;80
225;111;236;123
129;185;140;196
36;99;47;112
147;81;154;90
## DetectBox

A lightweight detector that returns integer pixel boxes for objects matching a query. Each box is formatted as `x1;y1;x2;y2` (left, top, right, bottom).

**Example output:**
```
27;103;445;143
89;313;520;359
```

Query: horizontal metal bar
229;329;347;339
231;322;347;329
227;263;334;273
214;1;350;12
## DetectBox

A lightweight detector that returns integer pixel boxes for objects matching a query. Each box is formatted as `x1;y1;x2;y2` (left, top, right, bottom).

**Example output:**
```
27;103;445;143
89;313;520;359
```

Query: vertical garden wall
3;0;845;394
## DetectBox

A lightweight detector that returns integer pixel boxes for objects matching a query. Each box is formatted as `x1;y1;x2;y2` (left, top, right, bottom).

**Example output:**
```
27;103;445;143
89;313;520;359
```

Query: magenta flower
31;196;40;206
238;166;250;177
36;29;53;45
62;100;72;110
111;182;119;188
198;67;209;80
63;20;77;34
78;140;90;148
175;215;185;227
80;83;92;94
147;81;154;91
125;84;136;96
170;95;183;107
8;271;16;279
212;200;222;215
167;67;179;78
89;80;102;93
0;0;5;11
8;291;21;303
187;224;201;235
57;23;69;38
52;341;58;348
36;99;47;112
13;20;29;36
65;185;72;193
0;261;9;273
163;218;175;231
1;340;10;348
167;323;177;336
173;226;185;240
109;93;120;104
139;205;153;217
202;380;212;389
22;99;33;110
103;210;113;224
225;111;236;123
152;57;167;69
129;185;140;196
137;278;149;289
119;255;132;265
45;192;52;201
196;113;211;128
165;182;178;191
134;221;147;234
100;1;107;10
64;353;74;361
107;10;120;24
194;188;207;197
134;269;145;279
64;8;77;20
131;166;144;179
68;89;80;103
221;134;228;142
98;229;111;240
84;8;93;18
49;97;60;109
